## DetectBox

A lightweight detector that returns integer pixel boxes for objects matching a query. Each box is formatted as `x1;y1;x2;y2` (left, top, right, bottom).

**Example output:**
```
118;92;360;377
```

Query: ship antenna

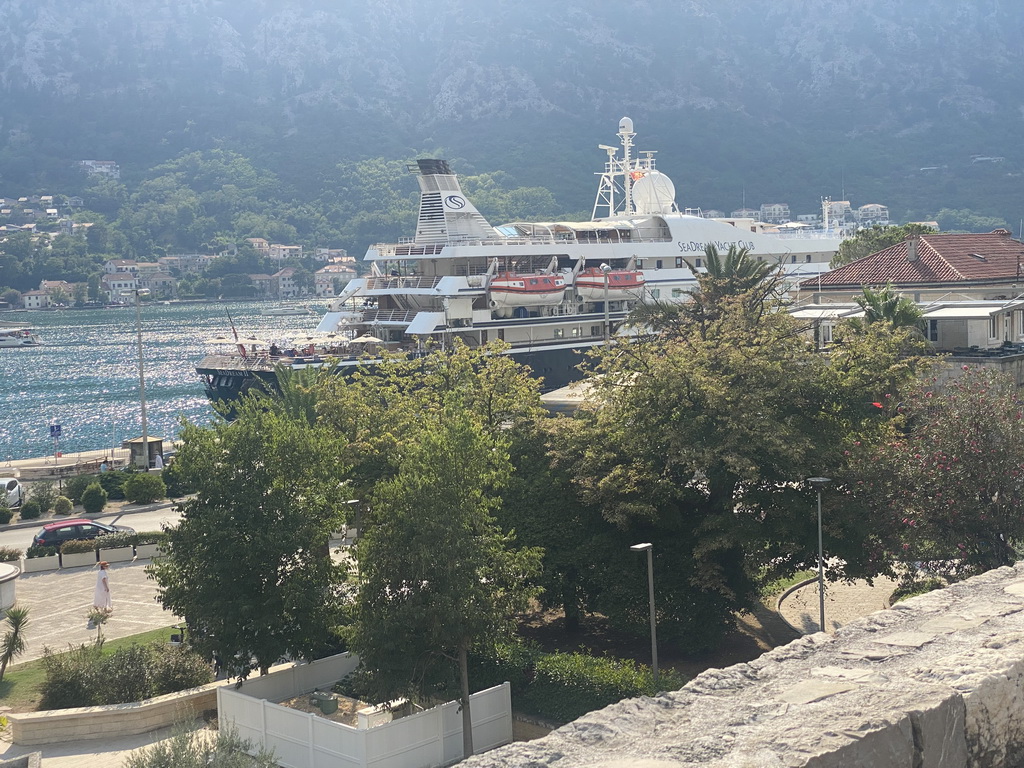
619;117;636;215
226;310;247;358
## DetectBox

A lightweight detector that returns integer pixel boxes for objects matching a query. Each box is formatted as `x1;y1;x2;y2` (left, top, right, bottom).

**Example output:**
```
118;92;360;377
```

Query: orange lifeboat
489;272;567;311
574;267;646;302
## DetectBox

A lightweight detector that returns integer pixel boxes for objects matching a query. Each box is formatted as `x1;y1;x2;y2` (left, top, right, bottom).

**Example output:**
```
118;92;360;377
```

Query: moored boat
0;327;41;347
197;117;847;402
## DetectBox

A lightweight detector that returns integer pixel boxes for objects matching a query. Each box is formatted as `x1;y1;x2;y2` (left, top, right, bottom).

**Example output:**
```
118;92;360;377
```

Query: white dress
93;569;112;610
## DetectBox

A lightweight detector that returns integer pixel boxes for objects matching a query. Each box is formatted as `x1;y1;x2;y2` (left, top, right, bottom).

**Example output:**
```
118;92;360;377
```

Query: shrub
0;501;11;525
0;546;22;562
60;539;98;555
149;643;214;695
80;482;108;515
40;644;103;709
98;470;129;500
891;577;946;604
28;481;58;515
135;530;169;546
122;473;166;505
18;500;41;520
469;643;685;724
26;545;57;559
160;461;196;499
64;474;97;505
100;645;153;704
95;531;138;549
53;496;73;515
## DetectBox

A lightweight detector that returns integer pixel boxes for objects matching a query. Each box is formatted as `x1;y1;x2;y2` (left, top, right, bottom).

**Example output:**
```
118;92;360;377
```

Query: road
0;507;183;552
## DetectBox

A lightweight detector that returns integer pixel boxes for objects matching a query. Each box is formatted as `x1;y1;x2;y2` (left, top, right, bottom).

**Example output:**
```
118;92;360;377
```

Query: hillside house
315;264;357;297
21;290;50;309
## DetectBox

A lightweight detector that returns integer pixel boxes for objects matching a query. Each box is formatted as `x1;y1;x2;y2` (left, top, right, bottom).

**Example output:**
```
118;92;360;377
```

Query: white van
1;478;23;508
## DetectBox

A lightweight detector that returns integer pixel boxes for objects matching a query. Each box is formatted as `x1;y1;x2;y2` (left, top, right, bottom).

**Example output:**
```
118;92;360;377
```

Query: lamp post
600;263;612;342
807;477;832;633
630;542;658;682
123;288;151;469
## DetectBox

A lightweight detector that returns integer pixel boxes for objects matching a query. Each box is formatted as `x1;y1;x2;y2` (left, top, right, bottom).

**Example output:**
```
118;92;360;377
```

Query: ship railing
364;275;442;290
360;309;419;324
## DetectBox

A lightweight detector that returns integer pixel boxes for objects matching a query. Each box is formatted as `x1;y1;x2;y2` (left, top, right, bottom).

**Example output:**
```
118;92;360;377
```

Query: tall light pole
807;477;832;633
124;288;151;469
630;542;658;682
600;263;612;342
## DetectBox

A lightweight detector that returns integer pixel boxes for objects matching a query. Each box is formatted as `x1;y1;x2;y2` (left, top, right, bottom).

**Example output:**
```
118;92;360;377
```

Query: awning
406;312;446;335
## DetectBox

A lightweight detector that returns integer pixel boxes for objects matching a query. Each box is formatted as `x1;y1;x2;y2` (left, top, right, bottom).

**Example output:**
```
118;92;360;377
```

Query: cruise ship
197;117;845;402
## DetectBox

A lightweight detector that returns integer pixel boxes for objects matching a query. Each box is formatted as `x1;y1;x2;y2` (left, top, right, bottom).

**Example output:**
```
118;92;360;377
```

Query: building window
991;316;998;339
928;319;939;342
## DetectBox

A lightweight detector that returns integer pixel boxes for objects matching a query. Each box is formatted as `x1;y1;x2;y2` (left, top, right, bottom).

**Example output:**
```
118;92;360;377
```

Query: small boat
0;327;41;347
574;266;646;302
489;273;566;313
262;303;316;316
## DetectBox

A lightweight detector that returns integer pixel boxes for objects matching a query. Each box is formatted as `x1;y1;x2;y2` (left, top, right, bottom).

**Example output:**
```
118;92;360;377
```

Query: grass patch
760;569;817;600
0;624;182;712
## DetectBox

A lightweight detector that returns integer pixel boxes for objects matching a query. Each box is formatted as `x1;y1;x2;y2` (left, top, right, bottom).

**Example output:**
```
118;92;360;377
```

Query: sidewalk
776;574;900;635
0;560;184;767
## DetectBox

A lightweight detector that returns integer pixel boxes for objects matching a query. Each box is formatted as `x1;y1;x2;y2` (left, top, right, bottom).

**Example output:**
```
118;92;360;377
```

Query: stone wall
462;563;1024;768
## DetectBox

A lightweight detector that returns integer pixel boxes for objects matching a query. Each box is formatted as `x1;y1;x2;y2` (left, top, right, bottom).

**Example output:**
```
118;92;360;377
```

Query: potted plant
0;547;22;567
60;538;99;568
23;545;59;573
134;531;169;560
96;532;136;563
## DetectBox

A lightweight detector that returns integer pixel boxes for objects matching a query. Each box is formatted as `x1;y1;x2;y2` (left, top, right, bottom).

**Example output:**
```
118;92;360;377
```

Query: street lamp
600;263;612;342
123;288;151;469
630;542;658;682
807;477;832;633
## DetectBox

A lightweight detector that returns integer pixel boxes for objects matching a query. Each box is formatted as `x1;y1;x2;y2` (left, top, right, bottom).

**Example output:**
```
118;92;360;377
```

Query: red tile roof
801;230;1024;288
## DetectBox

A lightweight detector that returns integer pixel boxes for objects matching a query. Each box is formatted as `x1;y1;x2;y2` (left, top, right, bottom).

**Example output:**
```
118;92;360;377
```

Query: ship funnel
409;159;499;245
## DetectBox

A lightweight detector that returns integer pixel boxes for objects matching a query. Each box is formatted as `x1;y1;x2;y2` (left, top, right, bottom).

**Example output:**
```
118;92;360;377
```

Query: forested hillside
0;0;1022;263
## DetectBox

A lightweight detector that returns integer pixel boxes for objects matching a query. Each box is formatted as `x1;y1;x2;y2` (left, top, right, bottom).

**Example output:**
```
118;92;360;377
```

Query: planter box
98;545;134;563
60;551;97;569
22;556;59;573
133;543;164;560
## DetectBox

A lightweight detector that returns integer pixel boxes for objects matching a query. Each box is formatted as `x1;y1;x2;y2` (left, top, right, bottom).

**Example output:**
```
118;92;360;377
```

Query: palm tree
684;243;781;301
853;284;924;331
0;605;30;682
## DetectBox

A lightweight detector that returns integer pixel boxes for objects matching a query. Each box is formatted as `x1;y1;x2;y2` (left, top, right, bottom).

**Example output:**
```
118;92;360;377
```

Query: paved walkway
776;574;900;635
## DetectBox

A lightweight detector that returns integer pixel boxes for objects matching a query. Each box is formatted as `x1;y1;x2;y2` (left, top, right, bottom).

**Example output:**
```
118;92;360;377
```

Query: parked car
1;477;23;508
32;519;135;549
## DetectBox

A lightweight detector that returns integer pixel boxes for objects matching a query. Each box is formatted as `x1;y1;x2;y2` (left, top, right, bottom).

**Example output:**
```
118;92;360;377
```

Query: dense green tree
150;397;352;679
351;408;541;759
935;208;1008;233
845;367;1024;582
831;223;937;267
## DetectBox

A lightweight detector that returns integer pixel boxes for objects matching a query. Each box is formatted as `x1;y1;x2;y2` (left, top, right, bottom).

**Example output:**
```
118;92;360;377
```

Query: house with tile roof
795;229;1024;355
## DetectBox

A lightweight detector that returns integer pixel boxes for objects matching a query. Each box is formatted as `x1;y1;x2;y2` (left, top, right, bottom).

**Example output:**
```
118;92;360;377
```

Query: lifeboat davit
489;272;567;311
574;267;646;302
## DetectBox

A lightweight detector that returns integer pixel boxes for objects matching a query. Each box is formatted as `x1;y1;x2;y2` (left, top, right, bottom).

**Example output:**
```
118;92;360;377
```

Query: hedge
470;643;684;724
80;482;108;515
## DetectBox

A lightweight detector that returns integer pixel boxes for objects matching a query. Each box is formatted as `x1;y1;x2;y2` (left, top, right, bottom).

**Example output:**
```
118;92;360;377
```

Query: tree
0;605;29;682
831;223;936;267
851;284;924;331
149;396;352;679
845;367;1024;582
351;409;541;759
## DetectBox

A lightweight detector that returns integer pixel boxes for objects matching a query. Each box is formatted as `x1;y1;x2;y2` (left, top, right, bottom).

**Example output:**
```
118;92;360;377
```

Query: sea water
0;301;323;459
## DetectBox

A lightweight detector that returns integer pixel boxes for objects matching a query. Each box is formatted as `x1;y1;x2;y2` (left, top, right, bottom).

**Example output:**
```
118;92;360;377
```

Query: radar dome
619;116;634;134
631;171;677;214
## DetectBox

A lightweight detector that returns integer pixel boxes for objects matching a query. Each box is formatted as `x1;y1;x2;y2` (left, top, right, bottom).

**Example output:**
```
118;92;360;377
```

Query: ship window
791;255;797;263
671;288;684;298
636;259;644;268
805;255;812;263
572;326;582;337
695;258;702;268
655;260;663;269
553;328;564;339
650;289;660;299
675;257;684;268
591;325;602;336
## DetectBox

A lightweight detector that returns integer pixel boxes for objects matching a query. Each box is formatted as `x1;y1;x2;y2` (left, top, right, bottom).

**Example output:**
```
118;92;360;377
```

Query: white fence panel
264;702;317;768
239;654;360;702
218;688;267;748
365;707;443;768
311;717;364;768
441;685;513;764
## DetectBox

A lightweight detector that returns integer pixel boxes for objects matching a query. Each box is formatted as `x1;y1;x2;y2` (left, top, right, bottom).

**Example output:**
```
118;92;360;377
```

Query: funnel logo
445;195;466;209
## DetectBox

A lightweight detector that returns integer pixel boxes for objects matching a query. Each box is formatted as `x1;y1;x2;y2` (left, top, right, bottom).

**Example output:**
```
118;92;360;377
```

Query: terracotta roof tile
801;231;1024;288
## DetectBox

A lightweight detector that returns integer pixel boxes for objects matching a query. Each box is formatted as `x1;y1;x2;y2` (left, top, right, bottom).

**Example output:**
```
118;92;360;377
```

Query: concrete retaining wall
7;679;232;746
460;563;1024;768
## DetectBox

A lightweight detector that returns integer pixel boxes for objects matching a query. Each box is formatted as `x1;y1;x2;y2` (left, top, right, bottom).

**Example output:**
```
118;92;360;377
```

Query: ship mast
592;116;638;220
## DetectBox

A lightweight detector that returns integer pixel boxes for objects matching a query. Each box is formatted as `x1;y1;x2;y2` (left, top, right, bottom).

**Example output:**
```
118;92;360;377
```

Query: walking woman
93;561;112;613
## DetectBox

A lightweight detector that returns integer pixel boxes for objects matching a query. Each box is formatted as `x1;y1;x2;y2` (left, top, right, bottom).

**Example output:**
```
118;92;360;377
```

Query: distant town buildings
76;160;121;179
